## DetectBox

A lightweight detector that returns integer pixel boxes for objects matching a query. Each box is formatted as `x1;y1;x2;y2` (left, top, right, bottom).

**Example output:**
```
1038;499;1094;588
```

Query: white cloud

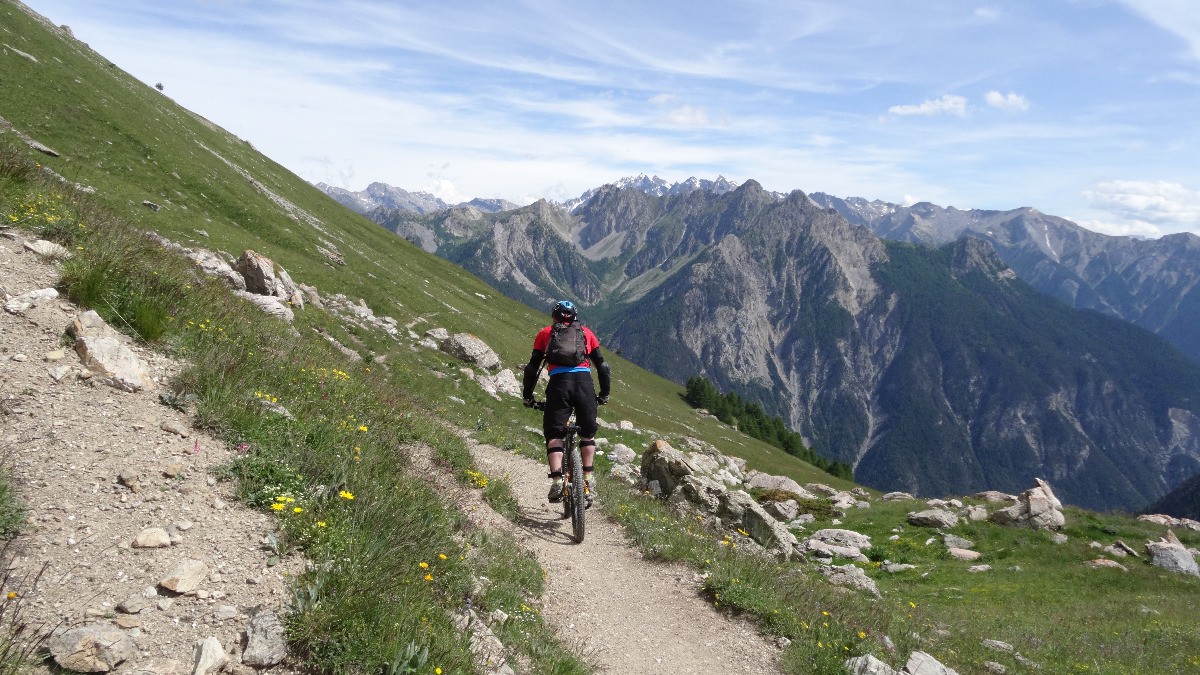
649;93;678;106
1073;218;1165;239
888;95;968;117
666;105;710;126
985;90;1030;112
1119;0;1200;62
973;7;1002;22
1082;180;1200;233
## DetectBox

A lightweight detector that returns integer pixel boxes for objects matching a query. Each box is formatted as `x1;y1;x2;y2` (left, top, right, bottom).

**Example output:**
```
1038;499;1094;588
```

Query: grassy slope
0;2;830;485
5;5;1200;674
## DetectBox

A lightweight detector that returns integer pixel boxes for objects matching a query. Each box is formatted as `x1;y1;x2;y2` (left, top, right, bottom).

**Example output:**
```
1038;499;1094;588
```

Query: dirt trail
0;231;303;673
1;227;780;674
423;435;781;674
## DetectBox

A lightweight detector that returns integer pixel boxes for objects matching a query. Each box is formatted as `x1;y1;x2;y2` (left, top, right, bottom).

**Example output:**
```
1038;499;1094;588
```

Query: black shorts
543;371;598;441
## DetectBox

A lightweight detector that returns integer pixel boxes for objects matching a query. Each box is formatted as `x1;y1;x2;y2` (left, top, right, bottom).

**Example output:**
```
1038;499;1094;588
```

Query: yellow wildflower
419;562;429;569
339;490;354;500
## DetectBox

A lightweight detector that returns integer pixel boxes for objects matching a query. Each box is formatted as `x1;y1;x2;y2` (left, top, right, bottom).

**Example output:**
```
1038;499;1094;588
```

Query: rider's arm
522;349;544;400
590;348;611;399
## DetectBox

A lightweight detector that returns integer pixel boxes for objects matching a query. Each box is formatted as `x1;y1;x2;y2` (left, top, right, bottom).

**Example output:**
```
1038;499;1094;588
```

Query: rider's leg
546;438;564;474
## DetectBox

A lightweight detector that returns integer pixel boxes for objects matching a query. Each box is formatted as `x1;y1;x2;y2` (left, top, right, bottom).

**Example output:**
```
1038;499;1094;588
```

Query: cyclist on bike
522;300;611;505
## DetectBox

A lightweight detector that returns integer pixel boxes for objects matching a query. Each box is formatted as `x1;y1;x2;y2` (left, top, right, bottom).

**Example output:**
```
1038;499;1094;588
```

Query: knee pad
579;439;596;448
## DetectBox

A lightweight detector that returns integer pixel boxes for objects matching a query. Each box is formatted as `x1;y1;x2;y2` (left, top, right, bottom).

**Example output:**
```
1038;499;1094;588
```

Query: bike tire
569;444;586;543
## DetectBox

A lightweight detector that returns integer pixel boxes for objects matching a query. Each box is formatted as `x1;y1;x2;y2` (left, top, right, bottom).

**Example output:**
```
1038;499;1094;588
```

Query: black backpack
544;321;587;366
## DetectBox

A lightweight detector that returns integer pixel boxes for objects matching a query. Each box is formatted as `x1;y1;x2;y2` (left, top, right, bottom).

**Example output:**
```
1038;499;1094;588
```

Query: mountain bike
533;401;587;543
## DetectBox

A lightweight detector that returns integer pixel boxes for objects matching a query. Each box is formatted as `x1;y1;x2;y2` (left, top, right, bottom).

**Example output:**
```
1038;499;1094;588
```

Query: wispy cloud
1083;180;1200;235
985;91;1030;112
1119;0;1200;62
889;95;968;117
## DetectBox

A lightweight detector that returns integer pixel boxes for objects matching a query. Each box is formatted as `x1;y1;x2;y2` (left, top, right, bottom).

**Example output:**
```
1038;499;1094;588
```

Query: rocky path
1;226;780;674
0;230;302;674
420;435;781;674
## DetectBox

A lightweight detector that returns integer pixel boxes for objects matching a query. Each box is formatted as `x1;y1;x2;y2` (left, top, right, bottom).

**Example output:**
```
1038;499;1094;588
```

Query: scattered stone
160;420;190;437
904;650;960;675
192;636;227;675
844;653;899;674
974;490;1017;503
1086;559;1128;571
967;564;992;573
118;469;141;492
134;527;172;548
214;605;238;621
115;615;142;629
609;443;636;465
819;563;880;597
159;558;209;593
1050;533;1069;545
67;309;120;340
982;639;1014;652
983;662;1007;674
24;239;70;258
943;534;974;550
142;200;161;212
242;611;288;667
882;491;915;501
48;364;72;381
4;286;58;314
75;335;153;392
907;509;959;529
962;505;989;521
117;587;157;614
47;624;137;672
884;563;916;573
948;548;981;562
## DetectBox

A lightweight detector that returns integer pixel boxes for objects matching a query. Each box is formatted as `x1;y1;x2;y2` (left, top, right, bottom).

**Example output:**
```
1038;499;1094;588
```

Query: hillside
358;181;1200;512
4;3;1200;675
809;193;1200;366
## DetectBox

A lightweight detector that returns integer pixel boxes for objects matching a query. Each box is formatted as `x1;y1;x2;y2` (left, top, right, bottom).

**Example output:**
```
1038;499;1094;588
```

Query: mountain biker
522;300;611;505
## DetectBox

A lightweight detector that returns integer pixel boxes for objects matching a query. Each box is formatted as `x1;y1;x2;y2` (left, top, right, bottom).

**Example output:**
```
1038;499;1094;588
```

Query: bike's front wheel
568;445;586;543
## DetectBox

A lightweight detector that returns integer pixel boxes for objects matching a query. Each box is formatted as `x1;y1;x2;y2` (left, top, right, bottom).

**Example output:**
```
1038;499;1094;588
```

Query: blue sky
21;0;1200;237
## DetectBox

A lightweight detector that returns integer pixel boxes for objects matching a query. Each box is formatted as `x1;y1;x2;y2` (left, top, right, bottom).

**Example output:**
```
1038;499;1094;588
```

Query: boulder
948;548;981;561
440;333;500;370
235;290;295;322
234;250;301;304
676;474;726;513
988;479;1065;530
184;248;245;290
882;491;916;501
1145;531;1200;576
907;509;959;529
67;309;122;340
641;440;696;497
974;490;1018;503
47;624;137;672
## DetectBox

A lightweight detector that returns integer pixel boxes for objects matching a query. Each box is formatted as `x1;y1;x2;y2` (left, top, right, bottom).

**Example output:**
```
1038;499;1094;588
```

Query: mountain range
323;177;1200;512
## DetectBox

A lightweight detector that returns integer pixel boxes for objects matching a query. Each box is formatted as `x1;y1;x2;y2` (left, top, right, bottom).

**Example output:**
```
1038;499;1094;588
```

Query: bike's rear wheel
568;445;585;543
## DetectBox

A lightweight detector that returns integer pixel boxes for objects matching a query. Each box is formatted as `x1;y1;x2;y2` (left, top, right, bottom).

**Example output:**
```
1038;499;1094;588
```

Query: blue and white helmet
552;299;578;322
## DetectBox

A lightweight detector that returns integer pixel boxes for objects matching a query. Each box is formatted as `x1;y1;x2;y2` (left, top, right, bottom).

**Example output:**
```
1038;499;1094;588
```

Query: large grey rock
907;509;959;529
133;527;172;548
676;474;726;513
1145;532;1200;576
485;368;522;397
988;479;1065;530
48;624;137;672
67;309;122;340
242;611;288;666
74;336;152;392
184;248;246;290
234;250;301;305
845;654;900;675
441;333;500;370
905;651;960;675
641;440;696;497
